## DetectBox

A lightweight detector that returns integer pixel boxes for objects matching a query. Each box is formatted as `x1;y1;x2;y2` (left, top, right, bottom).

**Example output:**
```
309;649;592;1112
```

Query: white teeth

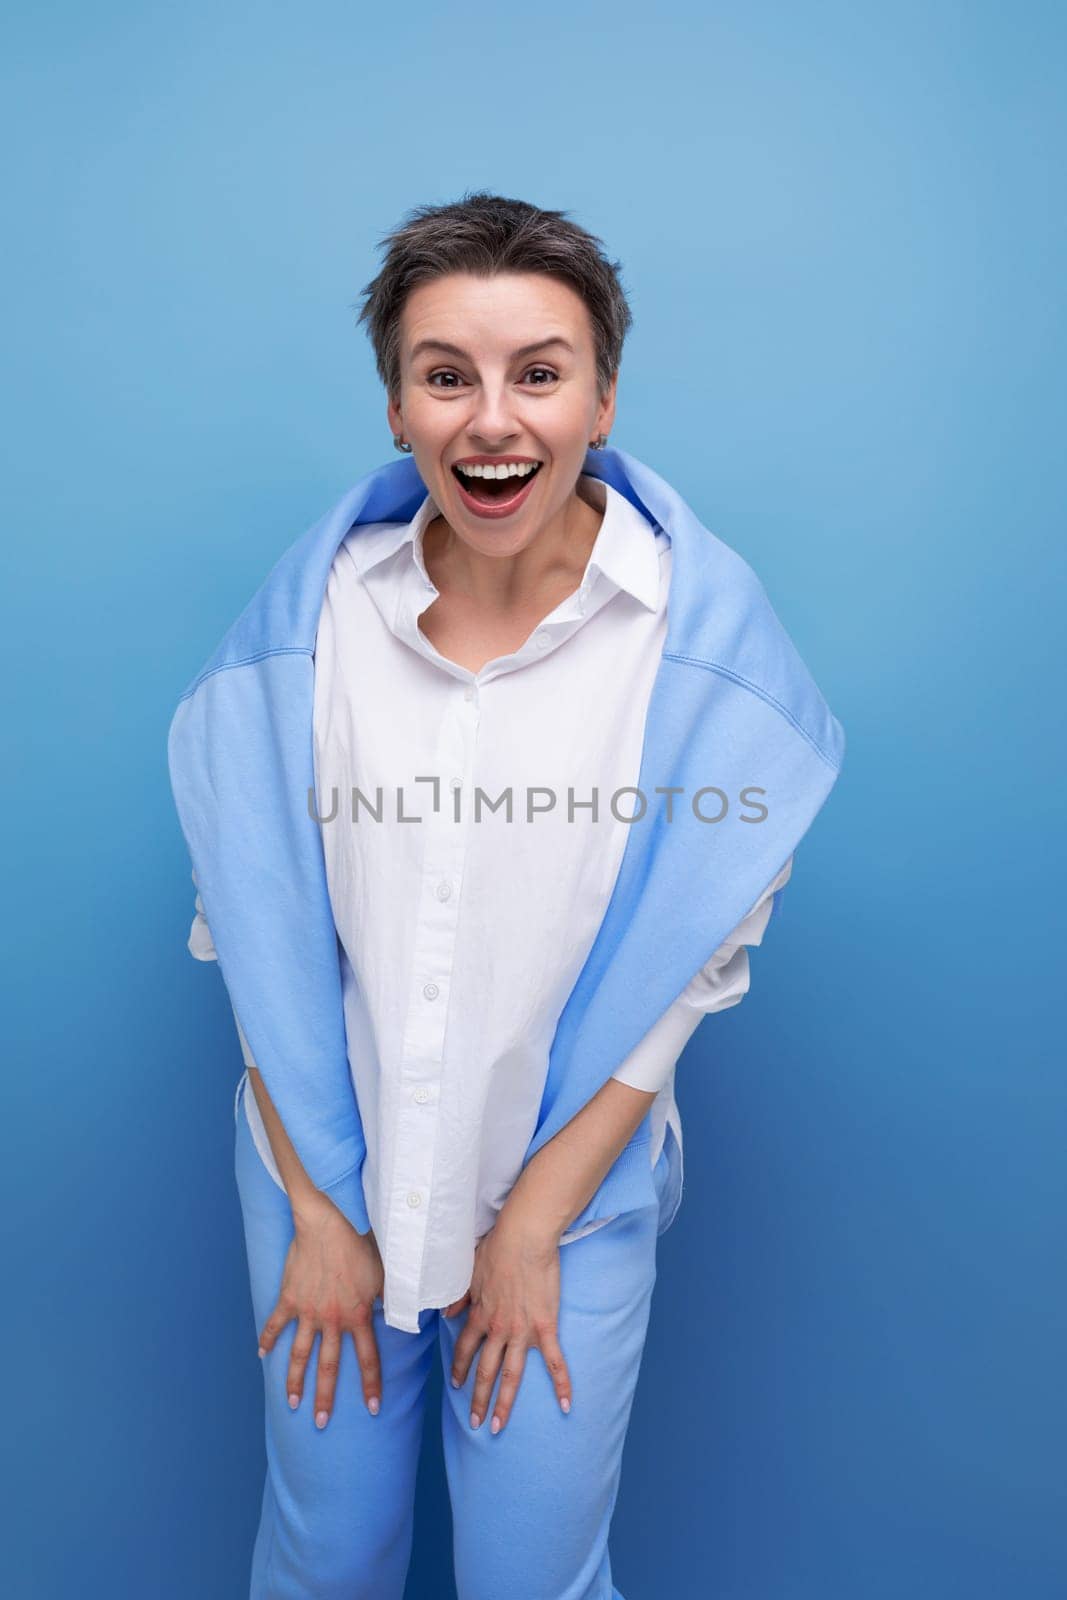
455;461;540;479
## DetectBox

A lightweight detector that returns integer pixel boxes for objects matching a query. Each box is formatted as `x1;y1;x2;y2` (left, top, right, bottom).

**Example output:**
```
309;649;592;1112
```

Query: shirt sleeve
610;854;794;1095
187;869;260;1071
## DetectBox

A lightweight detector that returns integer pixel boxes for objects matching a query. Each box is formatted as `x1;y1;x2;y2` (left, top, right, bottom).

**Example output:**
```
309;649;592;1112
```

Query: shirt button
422;981;439;1000
463;684;475;701
535;629;552;649
406;1190;422;1208
413;1086;431;1104
436;880;452;901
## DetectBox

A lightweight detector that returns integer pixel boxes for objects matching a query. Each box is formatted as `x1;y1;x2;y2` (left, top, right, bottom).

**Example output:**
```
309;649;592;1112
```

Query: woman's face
387;271;616;560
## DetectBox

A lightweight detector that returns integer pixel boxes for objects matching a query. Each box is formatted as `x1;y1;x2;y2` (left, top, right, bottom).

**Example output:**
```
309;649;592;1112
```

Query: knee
454;1534;614;1600
257;1498;412;1600
255;1407;417;1600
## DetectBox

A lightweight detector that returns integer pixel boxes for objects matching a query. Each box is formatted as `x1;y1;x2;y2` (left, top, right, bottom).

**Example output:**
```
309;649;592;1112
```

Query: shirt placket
383;669;483;1331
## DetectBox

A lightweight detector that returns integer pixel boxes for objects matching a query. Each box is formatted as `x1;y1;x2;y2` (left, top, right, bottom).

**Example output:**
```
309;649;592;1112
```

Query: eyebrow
409;336;575;363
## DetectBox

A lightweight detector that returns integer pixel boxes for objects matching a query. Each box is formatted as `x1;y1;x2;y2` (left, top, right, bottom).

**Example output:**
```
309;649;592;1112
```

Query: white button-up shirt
189;473;791;1332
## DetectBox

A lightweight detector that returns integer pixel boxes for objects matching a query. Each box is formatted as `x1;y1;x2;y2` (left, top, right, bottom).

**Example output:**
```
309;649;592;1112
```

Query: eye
524;366;558;385
427;369;466;389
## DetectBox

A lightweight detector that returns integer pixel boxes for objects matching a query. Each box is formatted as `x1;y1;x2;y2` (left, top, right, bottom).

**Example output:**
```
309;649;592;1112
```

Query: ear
595;371;619;439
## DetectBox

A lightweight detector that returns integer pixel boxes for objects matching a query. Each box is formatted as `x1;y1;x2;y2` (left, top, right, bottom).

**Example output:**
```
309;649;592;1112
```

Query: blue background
3;2;1064;1596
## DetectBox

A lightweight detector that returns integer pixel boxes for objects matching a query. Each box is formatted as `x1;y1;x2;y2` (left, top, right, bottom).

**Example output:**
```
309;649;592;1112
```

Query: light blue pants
233;1070;669;1599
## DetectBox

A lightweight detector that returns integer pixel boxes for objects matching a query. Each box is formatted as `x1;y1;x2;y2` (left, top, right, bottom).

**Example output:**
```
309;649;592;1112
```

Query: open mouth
451;461;543;513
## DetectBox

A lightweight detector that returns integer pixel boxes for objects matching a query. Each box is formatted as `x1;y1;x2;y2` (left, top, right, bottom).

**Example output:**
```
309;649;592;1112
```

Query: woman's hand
444;1211;572;1434
256;1198;385;1427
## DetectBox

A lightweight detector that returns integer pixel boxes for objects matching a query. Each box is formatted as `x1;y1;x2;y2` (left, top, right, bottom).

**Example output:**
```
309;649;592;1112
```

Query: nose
466;380;522;446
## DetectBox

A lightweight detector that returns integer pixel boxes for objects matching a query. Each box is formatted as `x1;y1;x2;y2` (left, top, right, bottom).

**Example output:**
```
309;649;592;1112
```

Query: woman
169;191;844;1599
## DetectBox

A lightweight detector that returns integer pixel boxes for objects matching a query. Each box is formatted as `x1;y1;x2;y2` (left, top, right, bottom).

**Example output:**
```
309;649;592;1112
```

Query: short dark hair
353;190;633;405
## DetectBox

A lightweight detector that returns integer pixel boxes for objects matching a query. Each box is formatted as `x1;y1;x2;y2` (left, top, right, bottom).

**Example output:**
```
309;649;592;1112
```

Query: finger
443;1290;471;1319
489;1341;529;1434
350;1303;382;1416
313;1322;342;1429
538;1326;573;1414
450;1310;486;1390
258;1295;294;1357
286;1316;317;1410
470;1336;506;1429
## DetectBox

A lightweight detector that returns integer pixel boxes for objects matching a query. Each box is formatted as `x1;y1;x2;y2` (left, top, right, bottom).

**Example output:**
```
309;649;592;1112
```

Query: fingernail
451;1374;460;1389
257;1347;266;1359
315;1410;328;1429
288;1393;299;1410
560;1397;571;1413
367;1396;380;1415
490;1415;501;1434
470;1411;481;1429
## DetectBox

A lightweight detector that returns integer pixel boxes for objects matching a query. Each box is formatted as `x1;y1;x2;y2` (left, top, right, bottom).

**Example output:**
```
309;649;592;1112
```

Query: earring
590;433;608;450
393;434;412;453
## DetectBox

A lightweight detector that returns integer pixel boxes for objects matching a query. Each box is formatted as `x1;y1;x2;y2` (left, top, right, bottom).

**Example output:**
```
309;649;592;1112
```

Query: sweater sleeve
609;854;794;1095
187;869;259;1071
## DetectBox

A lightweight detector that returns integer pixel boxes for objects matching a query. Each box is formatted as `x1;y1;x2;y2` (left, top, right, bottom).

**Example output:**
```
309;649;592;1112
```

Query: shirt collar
354;472;662;614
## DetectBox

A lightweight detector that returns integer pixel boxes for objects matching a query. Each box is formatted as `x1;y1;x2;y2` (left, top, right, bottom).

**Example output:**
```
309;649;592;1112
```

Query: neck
422;478;604;616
